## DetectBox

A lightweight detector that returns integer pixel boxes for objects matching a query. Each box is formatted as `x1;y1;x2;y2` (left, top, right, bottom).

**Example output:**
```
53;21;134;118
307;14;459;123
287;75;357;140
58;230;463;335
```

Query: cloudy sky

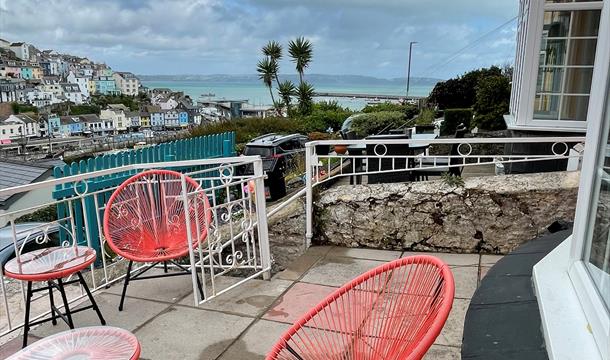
0;0;518;79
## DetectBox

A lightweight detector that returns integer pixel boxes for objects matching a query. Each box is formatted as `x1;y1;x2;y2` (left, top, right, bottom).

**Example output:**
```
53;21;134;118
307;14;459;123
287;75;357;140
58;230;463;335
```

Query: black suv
242;133;308;199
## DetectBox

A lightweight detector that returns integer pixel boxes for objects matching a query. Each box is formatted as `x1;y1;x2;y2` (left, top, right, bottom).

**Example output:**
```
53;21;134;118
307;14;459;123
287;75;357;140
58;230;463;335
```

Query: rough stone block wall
315;172;579;254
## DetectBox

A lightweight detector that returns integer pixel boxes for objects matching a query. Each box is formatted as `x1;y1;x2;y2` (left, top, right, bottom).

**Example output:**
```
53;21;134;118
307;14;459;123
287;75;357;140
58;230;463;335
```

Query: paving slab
300;256;386;287
179;277;293;317
479;266;491;283
480;254;503;267
263;282;337;324
303;245;334;257
0;335;38;360
135;306;253;360
452;266;479;299
423;344;461;360
434;298;469;347
403;251;480;267
274;253;323;281
218;319;291;359
327;247;402;261
31;293;169;338
103;268;195;306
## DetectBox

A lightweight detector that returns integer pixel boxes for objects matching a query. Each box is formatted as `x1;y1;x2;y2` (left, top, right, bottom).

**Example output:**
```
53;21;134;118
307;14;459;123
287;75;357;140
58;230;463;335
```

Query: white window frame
513;0;604;131
568;0;610;357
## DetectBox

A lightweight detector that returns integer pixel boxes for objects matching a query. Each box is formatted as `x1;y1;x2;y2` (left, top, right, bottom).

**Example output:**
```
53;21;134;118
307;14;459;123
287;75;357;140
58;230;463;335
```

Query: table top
3;246;96;281
7;326;141;360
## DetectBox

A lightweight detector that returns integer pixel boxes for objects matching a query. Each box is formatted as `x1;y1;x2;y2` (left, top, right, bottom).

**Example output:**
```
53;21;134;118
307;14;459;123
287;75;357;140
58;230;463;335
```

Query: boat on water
199;92;216;98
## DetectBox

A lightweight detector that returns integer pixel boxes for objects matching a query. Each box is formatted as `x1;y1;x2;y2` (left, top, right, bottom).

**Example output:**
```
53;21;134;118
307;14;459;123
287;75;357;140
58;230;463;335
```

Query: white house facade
113;72;140;96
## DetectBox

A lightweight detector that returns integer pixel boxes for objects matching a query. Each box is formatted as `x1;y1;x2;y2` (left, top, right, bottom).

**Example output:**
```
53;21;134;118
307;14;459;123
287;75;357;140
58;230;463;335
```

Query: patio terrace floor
0;246;502;360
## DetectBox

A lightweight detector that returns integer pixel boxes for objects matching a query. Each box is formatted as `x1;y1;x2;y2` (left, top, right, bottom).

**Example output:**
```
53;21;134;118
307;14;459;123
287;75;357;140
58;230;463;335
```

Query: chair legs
118;260;133;312
20;272;106;348
118;260;205;311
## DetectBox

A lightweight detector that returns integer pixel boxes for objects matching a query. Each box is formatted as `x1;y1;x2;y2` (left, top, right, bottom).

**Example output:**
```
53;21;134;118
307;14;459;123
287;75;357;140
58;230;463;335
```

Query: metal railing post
305;143;313;248
253;158;271;280
180;174;201;305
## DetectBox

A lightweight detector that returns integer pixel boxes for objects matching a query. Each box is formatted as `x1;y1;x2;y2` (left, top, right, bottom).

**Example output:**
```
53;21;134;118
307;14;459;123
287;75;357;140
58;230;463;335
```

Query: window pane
536;67;564;93
585;90;610;311
568;39;598;65
564;68;593;94
543;11;570;37
534;94;561;119
560;95;589;120
570;10;601;37
540;39;567;66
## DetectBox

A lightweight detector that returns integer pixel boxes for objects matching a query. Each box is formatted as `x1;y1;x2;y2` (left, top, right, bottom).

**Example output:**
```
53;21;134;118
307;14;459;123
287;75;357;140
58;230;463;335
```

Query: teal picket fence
52;132;235;255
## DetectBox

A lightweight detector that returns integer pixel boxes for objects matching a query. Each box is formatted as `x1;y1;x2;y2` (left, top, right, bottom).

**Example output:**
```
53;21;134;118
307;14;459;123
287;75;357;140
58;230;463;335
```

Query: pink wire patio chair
103;169;211;310
266;255;455;360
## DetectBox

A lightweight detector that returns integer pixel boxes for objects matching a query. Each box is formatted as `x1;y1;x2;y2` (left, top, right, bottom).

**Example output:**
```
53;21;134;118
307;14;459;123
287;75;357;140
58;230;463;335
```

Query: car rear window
244;146;273;157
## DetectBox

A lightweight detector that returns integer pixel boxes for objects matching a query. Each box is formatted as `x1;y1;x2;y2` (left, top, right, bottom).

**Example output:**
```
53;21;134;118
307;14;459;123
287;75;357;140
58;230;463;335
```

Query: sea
141;80;434;111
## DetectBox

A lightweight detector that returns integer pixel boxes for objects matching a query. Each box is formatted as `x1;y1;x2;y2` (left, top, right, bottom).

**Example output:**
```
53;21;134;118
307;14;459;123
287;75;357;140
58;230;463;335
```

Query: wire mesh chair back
103;169;211;263
267;255;454;360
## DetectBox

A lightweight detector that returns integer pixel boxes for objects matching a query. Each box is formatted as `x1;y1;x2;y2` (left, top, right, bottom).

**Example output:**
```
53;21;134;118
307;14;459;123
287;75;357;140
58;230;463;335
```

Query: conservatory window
533;8;601;121
583;86;610;312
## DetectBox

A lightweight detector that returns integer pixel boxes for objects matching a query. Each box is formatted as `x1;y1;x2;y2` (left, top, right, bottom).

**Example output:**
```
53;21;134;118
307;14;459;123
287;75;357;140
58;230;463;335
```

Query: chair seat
7;326;140;360
3;246;96;281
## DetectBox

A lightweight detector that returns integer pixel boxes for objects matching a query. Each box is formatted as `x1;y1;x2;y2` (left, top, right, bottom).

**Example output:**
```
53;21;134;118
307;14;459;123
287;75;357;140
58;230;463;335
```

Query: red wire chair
266;255;454;360
103;169;211;310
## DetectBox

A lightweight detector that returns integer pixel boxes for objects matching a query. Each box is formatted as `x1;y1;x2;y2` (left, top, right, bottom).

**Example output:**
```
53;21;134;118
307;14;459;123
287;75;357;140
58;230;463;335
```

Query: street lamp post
406;41;418;99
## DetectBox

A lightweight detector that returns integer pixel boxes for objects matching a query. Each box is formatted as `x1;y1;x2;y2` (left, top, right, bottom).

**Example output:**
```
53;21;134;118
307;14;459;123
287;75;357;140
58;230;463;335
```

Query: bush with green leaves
350;111;408;137
299;101;353;133
416;108;436;125
190;117;302;144
441;108;472;136
428;66;505;110
11;102;38;114
472;75;510;130
362;102;418;118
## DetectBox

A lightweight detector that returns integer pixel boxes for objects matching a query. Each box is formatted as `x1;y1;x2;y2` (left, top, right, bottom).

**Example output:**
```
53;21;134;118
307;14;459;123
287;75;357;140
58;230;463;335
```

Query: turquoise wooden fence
52;132;235;255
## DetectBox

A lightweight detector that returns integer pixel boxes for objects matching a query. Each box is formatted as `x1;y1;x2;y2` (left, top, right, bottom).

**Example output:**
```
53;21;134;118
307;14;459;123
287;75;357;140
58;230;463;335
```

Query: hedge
441;108;472;136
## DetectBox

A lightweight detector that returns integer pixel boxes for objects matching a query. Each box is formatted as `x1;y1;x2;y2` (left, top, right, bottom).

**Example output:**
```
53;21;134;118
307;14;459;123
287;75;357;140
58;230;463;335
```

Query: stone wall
267;198;307;271
315;172;579;254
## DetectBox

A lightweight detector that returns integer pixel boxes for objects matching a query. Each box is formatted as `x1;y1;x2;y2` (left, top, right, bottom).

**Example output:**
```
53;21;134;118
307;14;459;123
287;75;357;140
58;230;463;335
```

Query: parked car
0;223;60;267
242;133;308;200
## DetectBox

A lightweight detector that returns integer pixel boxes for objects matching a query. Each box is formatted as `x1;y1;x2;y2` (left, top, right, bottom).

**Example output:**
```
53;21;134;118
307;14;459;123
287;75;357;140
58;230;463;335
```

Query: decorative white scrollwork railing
0;156;271;338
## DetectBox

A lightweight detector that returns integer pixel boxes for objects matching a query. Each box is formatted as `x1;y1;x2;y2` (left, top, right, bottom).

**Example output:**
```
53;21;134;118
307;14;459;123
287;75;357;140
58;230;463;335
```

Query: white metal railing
304;136;586;244
0;135;588;340
0;156;270;337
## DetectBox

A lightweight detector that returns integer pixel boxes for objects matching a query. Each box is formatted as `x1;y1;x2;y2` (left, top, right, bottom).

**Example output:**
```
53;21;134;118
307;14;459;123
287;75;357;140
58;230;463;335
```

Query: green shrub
473;75;510;130
16;205;57;223
11;102;38;114
362;102;418;119
416;108;436;125
190;117;302;144
441;108;472;136
351;111;408;137
70;104;101;115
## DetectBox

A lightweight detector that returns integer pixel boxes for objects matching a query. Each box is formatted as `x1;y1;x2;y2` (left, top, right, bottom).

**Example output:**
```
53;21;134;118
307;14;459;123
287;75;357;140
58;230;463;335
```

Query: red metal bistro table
3;246;106;347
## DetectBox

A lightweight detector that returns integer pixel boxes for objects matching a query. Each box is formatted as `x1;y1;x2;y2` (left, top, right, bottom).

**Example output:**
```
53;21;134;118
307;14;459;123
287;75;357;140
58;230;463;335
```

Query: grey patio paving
1;246;500;360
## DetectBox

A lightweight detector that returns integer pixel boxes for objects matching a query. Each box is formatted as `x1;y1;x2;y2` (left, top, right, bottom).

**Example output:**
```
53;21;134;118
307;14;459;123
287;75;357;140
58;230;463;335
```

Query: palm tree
278;80;296;110
256;57;278;106
296;81;315;115
262;41;283;88
288;37;313;84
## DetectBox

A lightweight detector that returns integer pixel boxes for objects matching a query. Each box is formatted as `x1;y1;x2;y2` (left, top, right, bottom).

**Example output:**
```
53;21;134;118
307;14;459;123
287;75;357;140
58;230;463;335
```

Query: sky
0;0;519;80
